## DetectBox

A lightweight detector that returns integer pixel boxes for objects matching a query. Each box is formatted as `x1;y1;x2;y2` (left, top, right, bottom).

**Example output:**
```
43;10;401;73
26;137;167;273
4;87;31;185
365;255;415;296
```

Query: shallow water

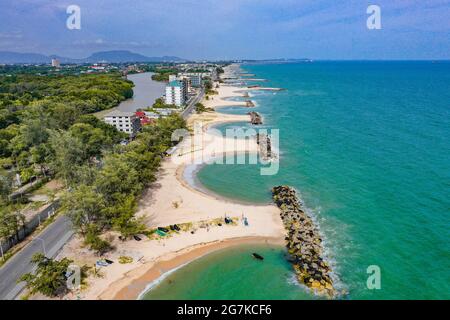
216;105;252;115
142;244;314;300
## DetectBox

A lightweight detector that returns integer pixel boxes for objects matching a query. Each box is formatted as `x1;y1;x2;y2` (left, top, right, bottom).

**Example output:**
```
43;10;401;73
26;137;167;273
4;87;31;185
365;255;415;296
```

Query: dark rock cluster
272;185;335;297
246;100;255;107
256;133;272;160
248;111;262;125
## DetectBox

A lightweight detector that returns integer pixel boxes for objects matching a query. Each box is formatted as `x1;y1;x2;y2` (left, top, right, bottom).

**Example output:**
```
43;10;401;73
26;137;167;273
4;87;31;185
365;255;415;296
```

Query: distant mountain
0;50;184;64
0;51;50;64
86;50;183;63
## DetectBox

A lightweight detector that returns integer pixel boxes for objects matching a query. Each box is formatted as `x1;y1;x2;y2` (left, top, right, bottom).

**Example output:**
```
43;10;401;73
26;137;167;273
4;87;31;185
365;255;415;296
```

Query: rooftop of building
103;110;136;118
168;80;182;87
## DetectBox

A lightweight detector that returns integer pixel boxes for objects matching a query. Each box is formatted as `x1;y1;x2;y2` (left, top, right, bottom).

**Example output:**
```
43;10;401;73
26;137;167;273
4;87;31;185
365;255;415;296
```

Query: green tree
0;173;12;204
69;123;111;159
0;207;26;247
48;130;87;185
20;253;74;297
47;103;81;130
62;185;105;234
83;224;112;255
30;144;50;177
95;155;140;204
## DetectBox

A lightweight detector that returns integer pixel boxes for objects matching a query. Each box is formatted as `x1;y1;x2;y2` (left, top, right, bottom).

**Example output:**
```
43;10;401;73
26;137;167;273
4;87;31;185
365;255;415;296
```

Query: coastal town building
51;58;60;67
144;108;176;119
165;80;187;106
135;111;153;126
103;110;141;136
178;73;202;87
179;77;191;98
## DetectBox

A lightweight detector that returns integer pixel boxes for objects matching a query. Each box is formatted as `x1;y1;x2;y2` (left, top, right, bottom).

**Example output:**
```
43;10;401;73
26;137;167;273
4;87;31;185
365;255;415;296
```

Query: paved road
181;88;205;120
0;215;74;300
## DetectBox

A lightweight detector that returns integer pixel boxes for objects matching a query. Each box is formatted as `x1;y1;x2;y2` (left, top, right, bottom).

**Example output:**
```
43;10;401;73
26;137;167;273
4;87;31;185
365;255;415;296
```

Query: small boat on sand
252;253;264;260
156;229;167;236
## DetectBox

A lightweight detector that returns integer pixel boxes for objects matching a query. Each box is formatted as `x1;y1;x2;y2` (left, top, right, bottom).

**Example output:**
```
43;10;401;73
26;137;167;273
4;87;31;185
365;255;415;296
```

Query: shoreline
56;64;286;300
109;236;284;300
94;72;165;118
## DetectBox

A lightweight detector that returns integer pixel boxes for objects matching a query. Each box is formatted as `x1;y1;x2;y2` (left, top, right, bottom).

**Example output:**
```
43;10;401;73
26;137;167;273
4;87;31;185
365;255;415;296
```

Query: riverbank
56;64;285;300
94;72;165;119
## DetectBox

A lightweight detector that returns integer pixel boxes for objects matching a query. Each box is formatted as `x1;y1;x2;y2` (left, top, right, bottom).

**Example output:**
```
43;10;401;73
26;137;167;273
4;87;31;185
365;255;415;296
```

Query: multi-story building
51;58;60;67
165;80;186;107
103;110;141;136
181;73;202;87
179;77;190;100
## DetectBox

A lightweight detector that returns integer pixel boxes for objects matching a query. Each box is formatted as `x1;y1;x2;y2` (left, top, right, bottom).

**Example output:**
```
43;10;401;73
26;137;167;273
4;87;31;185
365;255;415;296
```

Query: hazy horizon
1;0;449;60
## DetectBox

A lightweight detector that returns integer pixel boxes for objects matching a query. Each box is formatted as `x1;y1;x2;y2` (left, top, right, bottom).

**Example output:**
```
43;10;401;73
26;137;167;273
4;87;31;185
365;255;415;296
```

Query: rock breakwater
248;111;262;125
246;100;255;107
256;133;273;161
272;185;335;297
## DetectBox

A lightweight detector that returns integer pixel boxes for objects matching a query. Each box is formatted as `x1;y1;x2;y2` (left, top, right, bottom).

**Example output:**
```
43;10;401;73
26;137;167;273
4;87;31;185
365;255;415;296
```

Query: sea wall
272;186;335;297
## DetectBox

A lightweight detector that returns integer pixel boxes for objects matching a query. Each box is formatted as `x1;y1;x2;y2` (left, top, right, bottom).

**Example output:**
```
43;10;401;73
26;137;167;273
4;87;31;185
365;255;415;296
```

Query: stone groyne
248;111;262;125
272;186;335;297
246;100;255;107
256;133;272;161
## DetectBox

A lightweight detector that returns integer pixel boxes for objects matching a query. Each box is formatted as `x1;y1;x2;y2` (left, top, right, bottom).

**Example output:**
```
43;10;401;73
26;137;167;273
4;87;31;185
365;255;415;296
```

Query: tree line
62;114;186;254
0;70;186;255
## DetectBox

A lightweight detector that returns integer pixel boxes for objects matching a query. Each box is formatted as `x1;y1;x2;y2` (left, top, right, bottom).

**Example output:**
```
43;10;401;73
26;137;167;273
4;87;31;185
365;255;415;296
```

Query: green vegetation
20;253;88;297
151;68;178;82
0;203;25;248
195;102;213;114
204;79;218;96
0;72;132;177
150;97;178;109
62;114;187;253
0;72;132;250
118;256;133;264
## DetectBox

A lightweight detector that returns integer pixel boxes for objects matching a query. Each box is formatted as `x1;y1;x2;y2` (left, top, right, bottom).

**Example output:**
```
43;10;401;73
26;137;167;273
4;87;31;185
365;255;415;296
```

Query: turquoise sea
144;61;450;300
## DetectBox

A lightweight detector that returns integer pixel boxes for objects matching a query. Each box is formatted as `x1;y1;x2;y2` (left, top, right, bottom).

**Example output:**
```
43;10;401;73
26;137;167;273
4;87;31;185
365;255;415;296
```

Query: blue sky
0;0;449;60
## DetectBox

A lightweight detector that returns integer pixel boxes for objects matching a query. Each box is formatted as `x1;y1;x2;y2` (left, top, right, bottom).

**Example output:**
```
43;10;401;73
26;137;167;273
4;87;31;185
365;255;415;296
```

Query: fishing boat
252;253;264;260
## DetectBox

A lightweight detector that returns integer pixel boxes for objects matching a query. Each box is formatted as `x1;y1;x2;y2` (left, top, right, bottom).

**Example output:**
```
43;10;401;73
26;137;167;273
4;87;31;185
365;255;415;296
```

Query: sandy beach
56;65;285;300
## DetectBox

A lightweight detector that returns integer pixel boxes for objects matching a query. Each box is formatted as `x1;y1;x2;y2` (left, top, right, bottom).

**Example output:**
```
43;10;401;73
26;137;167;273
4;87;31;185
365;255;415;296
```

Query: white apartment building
165;80;187;107
103;110;141;136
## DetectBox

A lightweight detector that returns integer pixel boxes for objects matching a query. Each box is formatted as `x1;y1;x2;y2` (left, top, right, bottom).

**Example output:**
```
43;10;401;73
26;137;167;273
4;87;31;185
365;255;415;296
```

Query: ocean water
216;105;252;115
142;244;313;300
145;62;450;300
